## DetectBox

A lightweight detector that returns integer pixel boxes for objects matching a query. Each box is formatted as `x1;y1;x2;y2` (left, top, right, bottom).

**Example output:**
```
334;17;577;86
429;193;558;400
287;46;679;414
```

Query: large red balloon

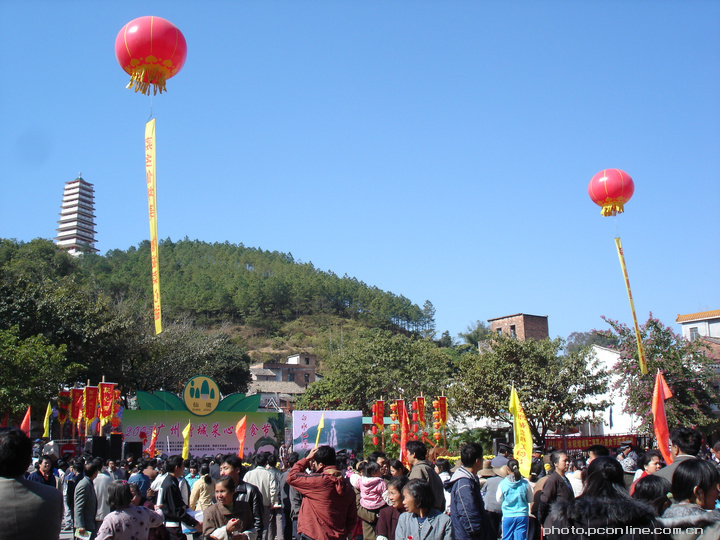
588;168;635;217
115;16;187;95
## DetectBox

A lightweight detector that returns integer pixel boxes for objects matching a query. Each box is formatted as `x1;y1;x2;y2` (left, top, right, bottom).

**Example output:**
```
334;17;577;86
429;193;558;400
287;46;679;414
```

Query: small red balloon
588;169;635;217
115;16;187;95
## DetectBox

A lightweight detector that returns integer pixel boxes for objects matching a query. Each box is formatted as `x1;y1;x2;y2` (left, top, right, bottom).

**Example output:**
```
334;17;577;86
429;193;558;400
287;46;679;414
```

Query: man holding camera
286;446;357;540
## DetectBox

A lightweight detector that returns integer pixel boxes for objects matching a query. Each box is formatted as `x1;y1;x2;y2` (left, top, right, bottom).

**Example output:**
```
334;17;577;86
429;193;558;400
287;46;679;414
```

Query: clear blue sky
1;1;718;342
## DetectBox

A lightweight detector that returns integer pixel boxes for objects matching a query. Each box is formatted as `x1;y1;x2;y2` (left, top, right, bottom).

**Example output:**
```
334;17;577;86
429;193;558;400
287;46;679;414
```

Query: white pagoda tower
55;174;98;256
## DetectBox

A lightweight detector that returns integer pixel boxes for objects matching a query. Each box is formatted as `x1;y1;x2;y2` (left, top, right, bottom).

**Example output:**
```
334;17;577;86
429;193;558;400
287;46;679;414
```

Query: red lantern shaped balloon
372;436;379;445
115;16;187;95
588;169;635;217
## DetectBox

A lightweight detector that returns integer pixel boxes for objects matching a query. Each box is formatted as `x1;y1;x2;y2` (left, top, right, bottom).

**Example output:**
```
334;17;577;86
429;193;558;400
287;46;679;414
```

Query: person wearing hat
481;463;508;539
490;445;511;469
478;459;496;489
530;446;545;481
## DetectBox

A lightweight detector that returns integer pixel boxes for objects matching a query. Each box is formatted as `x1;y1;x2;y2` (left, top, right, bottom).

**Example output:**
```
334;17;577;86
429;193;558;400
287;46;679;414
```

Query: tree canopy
451;335;609;443
0;239;252;415
601;315;720;432
295;328;453;414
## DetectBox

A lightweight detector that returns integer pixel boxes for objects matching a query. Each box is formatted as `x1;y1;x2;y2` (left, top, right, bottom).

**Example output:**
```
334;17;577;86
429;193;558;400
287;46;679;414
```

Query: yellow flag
43;402;52;438
145;119;162;334
509;386;533;478
314;412;325;448
182;420;192;459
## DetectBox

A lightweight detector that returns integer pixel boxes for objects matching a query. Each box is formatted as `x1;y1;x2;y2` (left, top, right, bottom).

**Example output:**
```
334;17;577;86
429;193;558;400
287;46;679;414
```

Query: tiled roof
250;367;277;377
676;310;720;323
248;381;307;395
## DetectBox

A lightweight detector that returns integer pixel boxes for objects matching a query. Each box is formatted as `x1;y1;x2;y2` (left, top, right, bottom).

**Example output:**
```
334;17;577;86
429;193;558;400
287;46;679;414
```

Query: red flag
397;400;410;468
70;388;84;423
84;386;100;423
652;370;673;465
144;425;159;457
57;391;71;425
20;407;31;437
235;416;247;458
99;383;115;423
0;411;8;428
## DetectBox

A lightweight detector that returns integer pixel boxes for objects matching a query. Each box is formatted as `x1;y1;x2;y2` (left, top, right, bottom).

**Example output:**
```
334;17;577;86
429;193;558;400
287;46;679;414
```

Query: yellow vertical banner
509;386;533;478
615;237;647;375
145;119;162;334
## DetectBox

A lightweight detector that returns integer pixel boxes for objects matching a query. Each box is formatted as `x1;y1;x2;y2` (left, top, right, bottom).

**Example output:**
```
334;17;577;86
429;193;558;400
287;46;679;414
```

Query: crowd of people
3;425;720;540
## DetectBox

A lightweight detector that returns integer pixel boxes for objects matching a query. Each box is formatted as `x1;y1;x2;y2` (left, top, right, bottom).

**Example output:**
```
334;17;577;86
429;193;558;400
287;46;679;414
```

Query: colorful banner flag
235;416;247;458
437;396;447;426
42;402;52;438
99;383;115;424
110;389;122;429
145;425;159;458
145;119;162;335
181;420;192;459
509;386;533;478
70;388;84;423
84;386;99;421
57;391;70;425
615;237;648;375
314;412;325;449
373;400;384;430
416;396;426;427
652;370;674;465
20;406;31;437
397;400;410;468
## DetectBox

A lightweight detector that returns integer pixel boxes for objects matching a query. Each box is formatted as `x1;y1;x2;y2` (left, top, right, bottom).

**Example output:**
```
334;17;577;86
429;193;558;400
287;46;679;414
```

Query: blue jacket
446;467;492;540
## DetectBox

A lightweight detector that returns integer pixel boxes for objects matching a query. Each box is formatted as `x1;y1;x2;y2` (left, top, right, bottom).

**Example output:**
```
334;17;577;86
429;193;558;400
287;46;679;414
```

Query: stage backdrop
292;411;363;456
122;410;283;458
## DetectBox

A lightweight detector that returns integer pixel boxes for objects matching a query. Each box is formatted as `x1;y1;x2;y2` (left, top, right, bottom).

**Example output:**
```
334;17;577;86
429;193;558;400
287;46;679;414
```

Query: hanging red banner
416;396;425;427
397;400;410;468
373;400;384;430
70;388;84;423
99;383;115;423
57;391;71;425
437;396;447;426
84;387;99;421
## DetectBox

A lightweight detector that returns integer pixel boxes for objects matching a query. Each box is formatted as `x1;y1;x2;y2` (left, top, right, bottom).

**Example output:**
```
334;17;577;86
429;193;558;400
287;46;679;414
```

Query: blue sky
1;1;718;342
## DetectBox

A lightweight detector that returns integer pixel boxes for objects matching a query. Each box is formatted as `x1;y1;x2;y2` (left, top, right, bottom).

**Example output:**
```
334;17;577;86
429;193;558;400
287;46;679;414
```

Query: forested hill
81;238;432;333
0;238;437;415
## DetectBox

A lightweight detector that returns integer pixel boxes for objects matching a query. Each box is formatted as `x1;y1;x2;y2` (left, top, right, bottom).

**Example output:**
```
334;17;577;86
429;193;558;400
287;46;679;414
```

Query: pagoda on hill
55;174;98;256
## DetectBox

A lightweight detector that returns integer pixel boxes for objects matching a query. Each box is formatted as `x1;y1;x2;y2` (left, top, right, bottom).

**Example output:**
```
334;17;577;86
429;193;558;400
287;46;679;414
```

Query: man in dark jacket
160;455;201;540
406;440;446;512
220;454;265;536
447;442;492;540
280;452;302;540
0;428;63;540
28;455;58;488
74;462;99;539
287;446;357;540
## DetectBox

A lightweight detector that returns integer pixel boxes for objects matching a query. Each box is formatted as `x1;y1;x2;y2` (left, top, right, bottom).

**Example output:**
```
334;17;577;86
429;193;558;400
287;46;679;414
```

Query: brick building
487;313;549;341
249;353;319;413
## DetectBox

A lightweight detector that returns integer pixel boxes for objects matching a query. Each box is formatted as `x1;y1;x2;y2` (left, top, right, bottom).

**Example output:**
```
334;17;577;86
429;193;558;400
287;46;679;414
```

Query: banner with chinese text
544;434;637;452
122;410;282;458
145;119;162;334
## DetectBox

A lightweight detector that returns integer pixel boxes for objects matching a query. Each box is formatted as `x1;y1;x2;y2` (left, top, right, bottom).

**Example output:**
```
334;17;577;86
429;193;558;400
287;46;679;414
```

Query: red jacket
286;458;357;540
